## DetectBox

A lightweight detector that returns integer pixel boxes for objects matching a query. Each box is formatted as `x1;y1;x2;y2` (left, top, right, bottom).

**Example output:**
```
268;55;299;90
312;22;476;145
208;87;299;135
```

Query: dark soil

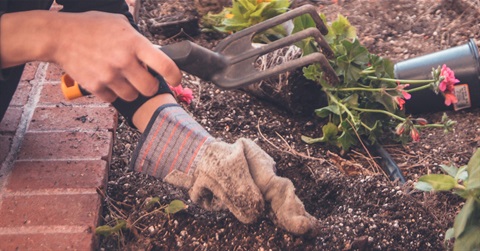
99;0;480;250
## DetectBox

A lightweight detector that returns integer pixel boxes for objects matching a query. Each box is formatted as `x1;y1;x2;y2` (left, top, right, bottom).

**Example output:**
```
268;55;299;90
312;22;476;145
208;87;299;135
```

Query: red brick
39;83;105;105
0;107;23;133
0;194;101;227
28;106;117;132
45;63;65;81
0;232;94;250
20;62;40;81
17;131;113;161
0;136;13;165
10;81;32;107
5;160;108;192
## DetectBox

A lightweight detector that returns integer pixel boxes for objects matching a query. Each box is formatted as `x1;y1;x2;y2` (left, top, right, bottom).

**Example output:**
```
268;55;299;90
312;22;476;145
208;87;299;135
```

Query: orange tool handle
61;74;91;100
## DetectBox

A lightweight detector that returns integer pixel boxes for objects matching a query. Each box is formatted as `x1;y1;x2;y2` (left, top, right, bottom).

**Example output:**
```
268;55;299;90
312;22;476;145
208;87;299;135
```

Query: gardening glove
131;104;319;234
130;104;264;224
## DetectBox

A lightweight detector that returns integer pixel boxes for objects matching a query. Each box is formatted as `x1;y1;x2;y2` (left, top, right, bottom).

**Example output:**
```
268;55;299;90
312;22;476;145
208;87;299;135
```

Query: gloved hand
131;104;319;235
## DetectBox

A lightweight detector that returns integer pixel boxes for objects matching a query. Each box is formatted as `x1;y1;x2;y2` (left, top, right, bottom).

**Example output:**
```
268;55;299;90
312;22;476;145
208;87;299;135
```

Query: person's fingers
90;86;118;103
109;76;140;102
239;138;320;235
135;40;182;87
123;60;159;97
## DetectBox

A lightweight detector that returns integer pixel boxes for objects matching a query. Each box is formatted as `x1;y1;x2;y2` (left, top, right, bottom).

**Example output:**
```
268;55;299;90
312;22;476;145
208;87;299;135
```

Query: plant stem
351;107;405;121
406;83;434;93
366;76;434;84
361;121;374;131
414;123;445;129
326;92;357;123
325;87;392;92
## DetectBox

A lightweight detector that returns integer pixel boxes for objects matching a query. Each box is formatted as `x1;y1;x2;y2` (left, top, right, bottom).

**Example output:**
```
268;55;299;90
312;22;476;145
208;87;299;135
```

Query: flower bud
415;118;428;125
410;127;420;142
395;123;405;135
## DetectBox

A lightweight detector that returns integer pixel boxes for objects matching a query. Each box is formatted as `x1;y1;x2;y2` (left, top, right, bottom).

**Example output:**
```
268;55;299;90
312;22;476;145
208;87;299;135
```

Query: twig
256;120;327;163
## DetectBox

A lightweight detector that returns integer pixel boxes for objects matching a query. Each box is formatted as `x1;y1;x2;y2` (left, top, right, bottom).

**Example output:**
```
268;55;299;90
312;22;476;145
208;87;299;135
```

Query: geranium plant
295;14;457;150
201;2;457;150
415;149;480;251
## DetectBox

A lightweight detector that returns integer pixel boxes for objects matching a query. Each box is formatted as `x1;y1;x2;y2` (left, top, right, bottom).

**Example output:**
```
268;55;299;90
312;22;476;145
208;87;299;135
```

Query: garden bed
100;0;480;250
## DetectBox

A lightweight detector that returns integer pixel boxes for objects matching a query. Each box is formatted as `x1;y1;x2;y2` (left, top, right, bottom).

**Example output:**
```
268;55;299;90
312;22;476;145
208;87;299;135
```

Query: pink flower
170;85;193;105
395;96;406;110
396;84;411;100
439;64;459;92
444;92;458;106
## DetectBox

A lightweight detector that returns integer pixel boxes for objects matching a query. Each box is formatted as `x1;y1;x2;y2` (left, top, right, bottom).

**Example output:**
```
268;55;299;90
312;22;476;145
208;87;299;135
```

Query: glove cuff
130;104;214;179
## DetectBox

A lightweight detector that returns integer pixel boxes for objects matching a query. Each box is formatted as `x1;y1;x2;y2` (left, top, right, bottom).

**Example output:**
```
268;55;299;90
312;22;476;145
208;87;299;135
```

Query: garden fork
62;4;339;99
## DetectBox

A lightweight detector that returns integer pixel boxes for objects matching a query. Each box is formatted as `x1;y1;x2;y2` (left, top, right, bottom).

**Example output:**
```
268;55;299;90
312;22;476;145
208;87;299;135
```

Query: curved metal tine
261;52;339;85
229;28;331;64
218;52;338;89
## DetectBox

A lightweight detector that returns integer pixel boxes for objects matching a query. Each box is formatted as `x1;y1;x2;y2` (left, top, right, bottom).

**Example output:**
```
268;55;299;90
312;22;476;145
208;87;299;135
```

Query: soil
99;0;480;250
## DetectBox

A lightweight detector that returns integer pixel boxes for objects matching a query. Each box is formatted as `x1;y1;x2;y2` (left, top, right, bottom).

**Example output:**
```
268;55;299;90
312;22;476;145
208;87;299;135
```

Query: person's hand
1;11;182;103
131;104;319;235
51;11;182;102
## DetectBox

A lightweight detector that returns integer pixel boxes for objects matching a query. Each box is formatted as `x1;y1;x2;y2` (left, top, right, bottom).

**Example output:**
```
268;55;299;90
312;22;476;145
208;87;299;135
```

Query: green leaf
301;122;338;144
95;220;127;237
414;181;433;192
324;14;356;44
336;39;369;83
342;93;359;108
292;14;318;55
292;14;316;32
457;165;469;181
302;64;323;82
418;174;457;191
368;54;395;79
301;135;322;144
453;223;480;251
373;91;397;113
466;149;480;190
337;129;356;151
145;197;161;210
445;227;455;243
440;164;459;178
453;198;480;241
314;105;342;118
164;200;187;214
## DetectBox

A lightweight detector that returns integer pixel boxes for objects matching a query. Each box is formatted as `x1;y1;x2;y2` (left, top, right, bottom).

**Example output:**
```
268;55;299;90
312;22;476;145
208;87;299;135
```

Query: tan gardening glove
131;104;319;234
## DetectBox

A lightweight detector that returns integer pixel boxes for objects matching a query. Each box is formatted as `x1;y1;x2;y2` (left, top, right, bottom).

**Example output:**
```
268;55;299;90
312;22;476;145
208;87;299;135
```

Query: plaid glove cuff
130;104;214;179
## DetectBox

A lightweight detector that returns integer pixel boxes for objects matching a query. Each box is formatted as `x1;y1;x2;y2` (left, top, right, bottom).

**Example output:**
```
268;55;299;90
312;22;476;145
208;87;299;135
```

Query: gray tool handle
159;41;227;82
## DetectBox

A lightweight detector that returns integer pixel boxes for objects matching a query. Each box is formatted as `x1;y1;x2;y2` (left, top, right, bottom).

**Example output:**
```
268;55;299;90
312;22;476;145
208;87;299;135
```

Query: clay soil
100;0;480;250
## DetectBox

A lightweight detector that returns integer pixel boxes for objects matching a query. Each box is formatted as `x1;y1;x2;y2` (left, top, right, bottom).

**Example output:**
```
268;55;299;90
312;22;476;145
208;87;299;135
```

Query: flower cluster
170;85;193;105
439;64;460;106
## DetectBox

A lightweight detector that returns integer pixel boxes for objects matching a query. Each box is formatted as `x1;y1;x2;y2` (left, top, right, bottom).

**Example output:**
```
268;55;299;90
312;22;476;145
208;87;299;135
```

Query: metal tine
215;5;329;52
253;52;339;85
229;27;333;65
219;52;338;89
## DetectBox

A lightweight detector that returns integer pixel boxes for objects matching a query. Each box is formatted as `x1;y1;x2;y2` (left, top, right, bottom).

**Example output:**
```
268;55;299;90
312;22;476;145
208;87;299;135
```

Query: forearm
0;10;62;68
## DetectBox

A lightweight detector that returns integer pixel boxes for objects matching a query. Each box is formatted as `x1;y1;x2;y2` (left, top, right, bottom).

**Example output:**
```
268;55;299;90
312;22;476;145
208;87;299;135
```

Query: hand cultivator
61;4;338;99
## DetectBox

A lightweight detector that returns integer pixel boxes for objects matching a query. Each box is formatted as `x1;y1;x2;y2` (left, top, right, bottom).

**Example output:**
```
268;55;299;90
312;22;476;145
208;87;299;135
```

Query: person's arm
0;10;181;102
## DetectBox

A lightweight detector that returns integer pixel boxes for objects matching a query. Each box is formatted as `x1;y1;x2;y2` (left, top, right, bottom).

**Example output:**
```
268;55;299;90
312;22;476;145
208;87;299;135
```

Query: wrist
1;11;64;68
132;94;177;132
